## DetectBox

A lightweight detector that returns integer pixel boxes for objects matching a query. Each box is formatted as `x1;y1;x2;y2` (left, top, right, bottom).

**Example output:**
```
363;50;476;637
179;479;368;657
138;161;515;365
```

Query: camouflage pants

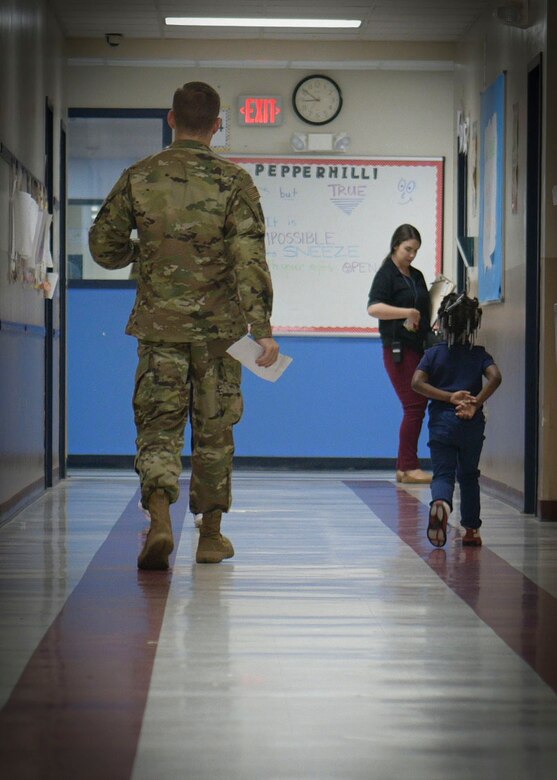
133;340;243;513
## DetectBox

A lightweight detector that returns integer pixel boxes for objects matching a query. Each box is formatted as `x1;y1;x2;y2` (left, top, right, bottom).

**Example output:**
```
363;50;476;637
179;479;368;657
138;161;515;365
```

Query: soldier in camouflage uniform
89;82;279;570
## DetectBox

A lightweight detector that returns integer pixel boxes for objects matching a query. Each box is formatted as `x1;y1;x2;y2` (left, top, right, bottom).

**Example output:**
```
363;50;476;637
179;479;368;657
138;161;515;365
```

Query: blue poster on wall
479;72;505;303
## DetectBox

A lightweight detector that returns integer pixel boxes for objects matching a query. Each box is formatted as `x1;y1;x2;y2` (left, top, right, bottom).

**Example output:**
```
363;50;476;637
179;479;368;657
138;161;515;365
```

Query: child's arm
475;363;502;405
411;369;474;406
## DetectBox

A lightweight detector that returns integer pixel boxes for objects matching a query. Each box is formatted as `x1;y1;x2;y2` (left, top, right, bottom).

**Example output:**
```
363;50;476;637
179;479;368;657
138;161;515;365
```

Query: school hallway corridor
0;469;556;780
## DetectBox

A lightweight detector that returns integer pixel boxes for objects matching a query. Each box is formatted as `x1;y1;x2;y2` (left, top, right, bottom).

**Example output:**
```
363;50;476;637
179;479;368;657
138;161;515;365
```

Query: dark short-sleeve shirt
417;342;495;414
368;258;431;352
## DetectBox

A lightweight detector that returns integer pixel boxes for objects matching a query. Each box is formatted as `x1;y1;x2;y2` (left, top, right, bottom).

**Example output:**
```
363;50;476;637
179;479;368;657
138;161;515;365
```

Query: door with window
67;110;171;465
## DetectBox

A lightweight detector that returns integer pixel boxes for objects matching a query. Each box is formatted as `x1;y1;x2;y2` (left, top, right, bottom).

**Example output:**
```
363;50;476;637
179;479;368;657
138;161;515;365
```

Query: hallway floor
0;469;556;780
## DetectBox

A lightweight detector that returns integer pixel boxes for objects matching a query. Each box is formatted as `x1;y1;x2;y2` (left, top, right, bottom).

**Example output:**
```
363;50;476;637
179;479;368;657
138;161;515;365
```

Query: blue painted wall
68;287;430;460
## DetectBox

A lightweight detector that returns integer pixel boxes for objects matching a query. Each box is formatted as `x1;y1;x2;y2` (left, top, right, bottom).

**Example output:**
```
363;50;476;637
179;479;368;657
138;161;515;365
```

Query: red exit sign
238;95;283;126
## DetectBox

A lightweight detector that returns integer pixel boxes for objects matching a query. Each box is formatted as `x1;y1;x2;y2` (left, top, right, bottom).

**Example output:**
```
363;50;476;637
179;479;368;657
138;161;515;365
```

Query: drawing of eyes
397;178;416;202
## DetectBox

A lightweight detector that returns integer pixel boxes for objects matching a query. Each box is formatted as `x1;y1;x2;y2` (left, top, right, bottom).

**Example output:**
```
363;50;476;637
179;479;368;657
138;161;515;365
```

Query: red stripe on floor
345;480;557;695
0;485;189;780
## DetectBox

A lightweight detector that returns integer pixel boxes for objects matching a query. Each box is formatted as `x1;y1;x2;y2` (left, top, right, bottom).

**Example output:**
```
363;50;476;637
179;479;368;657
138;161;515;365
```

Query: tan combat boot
138;489;174;570
196;510;234;564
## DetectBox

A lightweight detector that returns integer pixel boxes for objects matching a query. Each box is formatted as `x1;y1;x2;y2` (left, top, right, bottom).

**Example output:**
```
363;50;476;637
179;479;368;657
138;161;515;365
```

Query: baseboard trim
480;474;523;512
538;501;557;521
68;455;137;470
0;478;45;528
67;455;427;472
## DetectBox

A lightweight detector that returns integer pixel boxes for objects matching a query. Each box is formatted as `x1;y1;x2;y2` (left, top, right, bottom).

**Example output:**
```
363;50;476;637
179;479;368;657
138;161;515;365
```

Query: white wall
65;39;456;273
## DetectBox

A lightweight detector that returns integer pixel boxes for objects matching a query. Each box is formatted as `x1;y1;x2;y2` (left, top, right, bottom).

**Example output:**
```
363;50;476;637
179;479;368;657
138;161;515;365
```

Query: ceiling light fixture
165;17;361;29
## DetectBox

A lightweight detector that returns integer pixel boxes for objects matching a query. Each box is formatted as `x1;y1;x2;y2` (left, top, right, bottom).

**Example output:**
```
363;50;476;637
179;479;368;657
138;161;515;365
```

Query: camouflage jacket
88;140;274;342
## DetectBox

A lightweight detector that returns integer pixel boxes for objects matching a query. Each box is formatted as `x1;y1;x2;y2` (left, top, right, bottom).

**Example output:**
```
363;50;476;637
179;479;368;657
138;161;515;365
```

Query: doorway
59;121;67;479
66;110;171;464
524;55;542;514
44;98;55;487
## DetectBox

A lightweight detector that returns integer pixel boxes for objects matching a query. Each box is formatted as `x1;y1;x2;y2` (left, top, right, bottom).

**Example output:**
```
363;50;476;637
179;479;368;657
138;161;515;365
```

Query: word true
327;184;366;197
254;164;378;180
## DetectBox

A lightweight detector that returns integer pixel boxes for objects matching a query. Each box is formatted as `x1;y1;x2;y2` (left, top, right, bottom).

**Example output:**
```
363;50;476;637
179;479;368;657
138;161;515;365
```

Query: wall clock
292;74;343;126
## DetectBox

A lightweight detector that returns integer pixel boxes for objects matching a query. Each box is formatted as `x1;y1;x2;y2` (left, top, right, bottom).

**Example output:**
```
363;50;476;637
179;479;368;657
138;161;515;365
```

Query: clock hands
300;87;320;102
293;75;342;124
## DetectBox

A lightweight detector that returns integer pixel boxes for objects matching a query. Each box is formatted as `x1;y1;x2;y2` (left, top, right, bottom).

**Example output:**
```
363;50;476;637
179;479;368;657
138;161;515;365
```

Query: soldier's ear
167;109;176;130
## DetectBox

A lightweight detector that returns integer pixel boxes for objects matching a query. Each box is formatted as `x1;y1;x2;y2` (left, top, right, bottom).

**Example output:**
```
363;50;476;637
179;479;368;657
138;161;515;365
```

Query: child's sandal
462;528;482;546
427;500;449;547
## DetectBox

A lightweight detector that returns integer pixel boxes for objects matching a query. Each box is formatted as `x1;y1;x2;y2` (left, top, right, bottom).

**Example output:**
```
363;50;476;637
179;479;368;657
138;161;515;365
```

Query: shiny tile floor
1;469;557;780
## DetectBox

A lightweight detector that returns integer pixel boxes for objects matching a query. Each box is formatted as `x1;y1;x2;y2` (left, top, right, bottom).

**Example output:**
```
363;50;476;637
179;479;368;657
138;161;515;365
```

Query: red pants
382;345;428;472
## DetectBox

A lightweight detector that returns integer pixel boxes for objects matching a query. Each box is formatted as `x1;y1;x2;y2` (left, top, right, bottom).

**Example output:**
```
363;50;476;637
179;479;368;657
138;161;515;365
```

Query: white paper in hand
226;335;292;382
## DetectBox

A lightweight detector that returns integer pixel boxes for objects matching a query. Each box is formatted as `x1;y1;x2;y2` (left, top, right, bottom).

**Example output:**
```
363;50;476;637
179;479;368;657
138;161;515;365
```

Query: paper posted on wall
12;189;52;283
13;191;39;262
32;209;52;268
226;335;293;382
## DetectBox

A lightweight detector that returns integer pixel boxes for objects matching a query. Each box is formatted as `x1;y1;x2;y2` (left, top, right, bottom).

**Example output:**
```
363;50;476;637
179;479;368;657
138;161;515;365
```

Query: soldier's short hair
172;82;220;133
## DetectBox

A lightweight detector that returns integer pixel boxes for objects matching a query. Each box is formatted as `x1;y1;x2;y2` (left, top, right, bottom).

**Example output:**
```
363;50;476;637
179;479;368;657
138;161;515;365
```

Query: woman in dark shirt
367;224;432;484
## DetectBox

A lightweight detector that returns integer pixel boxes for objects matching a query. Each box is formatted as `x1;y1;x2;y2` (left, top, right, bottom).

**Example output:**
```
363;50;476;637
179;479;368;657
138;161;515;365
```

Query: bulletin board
230;155;444;335
478;72;505;303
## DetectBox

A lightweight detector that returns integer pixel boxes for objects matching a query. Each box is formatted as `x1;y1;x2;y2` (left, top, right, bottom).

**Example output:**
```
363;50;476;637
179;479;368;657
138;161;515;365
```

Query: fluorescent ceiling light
165;17;361;29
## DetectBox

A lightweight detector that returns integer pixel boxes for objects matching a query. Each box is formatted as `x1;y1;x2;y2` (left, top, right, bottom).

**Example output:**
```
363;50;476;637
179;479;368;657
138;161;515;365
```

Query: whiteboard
230;155;444;336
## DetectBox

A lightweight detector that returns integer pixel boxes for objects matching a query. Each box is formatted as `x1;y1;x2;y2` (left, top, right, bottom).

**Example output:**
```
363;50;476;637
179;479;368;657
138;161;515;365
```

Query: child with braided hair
411;293;502;547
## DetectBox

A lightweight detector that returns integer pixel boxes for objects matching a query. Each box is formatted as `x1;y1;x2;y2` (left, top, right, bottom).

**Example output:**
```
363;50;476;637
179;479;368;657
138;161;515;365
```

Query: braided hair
437;292;482;348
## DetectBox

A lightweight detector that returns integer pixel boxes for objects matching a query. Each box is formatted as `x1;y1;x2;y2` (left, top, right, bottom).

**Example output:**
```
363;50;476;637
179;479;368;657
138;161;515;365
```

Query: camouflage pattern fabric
133;340;243;509
89;140;273;342
89;139;274;510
